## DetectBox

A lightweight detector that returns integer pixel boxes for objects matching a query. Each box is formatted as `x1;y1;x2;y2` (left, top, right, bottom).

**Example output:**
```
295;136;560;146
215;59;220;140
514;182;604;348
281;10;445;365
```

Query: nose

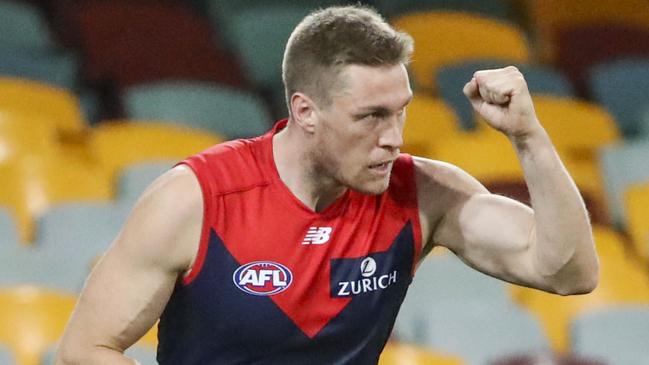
378;115;404;150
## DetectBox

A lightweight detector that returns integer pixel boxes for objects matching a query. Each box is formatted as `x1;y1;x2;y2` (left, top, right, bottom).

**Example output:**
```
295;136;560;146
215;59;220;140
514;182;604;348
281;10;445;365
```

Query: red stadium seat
555;24;649;96
63;1;247;90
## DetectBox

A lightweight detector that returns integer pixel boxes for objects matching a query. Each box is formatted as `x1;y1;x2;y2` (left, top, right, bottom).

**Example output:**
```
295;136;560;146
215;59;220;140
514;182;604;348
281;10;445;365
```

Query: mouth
368;160;394;174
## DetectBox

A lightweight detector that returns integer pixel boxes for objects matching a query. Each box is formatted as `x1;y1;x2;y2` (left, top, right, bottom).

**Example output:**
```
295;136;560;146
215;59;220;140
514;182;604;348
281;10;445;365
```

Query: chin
350;178;391;196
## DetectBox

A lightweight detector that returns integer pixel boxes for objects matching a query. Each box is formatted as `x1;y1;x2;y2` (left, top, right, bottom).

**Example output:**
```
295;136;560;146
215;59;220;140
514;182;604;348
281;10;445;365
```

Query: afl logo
233;261;293;296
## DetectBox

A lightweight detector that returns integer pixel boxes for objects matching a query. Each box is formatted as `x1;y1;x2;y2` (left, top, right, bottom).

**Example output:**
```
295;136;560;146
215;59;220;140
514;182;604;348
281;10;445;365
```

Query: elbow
553;261;600;296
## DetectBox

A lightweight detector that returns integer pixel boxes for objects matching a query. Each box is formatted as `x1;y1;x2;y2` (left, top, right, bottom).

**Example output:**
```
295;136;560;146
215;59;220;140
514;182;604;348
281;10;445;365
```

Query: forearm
511;124;598;294
56;346;139;365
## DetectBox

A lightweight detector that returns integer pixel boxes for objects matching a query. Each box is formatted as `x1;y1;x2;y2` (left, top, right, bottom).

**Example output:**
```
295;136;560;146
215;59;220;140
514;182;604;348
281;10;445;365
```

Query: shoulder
412;156;488;198
116;164;203;273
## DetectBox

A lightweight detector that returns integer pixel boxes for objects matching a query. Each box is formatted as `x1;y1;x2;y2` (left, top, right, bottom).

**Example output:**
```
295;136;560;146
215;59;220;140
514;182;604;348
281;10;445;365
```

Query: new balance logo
302;227;332;245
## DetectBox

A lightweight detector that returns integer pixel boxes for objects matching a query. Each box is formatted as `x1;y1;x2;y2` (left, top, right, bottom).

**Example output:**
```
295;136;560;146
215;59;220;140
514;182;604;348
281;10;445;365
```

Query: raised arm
416;66;598;295
56;165;203;364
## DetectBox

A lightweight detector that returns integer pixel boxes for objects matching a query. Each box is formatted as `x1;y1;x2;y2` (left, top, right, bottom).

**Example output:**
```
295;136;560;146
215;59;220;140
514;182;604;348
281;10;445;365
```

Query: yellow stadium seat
391;11;530;92
533;96;620;157
0;154;113;242
0;110;61;164
380;342;465;365
0;286;77;365
89;120;223;183
624;183;649;263
432;126;523;183
525;0;649;62
510;226;649;353
403;95;460;157
533;95;620;198
0;77;85;133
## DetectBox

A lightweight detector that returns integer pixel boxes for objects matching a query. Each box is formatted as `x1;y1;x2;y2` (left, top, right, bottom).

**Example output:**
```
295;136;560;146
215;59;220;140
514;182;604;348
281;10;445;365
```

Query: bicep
434;192;544;288
415;158;548;290
59;166;202;356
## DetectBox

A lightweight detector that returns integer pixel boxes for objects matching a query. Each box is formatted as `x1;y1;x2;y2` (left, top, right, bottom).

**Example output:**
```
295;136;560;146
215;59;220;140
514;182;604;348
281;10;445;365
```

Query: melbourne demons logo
233;261;293;296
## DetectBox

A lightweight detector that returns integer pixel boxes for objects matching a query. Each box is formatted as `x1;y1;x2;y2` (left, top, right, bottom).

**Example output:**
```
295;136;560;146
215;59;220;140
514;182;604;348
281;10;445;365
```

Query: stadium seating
599;139;649;227
510;227;649;352
555;24;649;97
0;77;85;133
0;344;16;365
394;253;548;364
525;0;649;62
571;305;649;365
0;286;77;365
490;353;606;365
219;3;313;115
431;126;523;182
532;95;620;199
589;58;649;137
0;1;56;52
391;11;530;91
0;207;19;249
375;0;511;21
0;51;79;91
89;120;223;183
117;161;175;203
624;182;649;263
436;61;575;129
0;154;113;242
68;1;246;90
380;342;465;365
123;81;271;139
32;202;132;293
402;95;460;157
0;109;61;164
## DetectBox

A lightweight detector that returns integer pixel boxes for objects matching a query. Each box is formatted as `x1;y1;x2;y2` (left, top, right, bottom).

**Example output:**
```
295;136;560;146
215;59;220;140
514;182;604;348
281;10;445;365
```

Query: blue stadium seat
123;81;271;139
0;51;79;91
589;58;649;138
0;207;19;249
572;305;649;365
28;202;131;293
394;253;550;363
0;1;56;52
599;140;649;227
219;3;313;115
117;161;175;203
394;253;514;341
0;343;16;365
436;60;575;129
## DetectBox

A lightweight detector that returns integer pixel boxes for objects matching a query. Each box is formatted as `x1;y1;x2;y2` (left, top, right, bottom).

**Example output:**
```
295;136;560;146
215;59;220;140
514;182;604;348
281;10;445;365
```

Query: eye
364;112;383;121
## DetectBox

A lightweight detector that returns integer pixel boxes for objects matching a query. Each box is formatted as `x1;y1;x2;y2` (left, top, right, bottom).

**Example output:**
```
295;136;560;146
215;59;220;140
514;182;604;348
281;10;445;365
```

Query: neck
273;123;347;212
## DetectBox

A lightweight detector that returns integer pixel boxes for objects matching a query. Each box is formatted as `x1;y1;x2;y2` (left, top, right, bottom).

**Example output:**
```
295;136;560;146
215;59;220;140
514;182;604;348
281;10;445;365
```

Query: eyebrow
353;94;413;118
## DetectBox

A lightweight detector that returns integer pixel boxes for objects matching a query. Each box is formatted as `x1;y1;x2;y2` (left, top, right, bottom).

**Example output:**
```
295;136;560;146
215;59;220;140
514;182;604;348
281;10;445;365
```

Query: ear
290;92;318;134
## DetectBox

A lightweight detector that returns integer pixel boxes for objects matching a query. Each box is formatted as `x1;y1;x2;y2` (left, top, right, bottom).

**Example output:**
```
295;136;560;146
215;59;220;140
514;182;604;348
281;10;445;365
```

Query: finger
462;77;479;99
475;76;512;105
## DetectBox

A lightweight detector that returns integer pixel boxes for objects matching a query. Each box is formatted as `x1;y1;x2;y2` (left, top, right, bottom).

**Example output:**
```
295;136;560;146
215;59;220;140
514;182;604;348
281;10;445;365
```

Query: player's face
313;63;412;195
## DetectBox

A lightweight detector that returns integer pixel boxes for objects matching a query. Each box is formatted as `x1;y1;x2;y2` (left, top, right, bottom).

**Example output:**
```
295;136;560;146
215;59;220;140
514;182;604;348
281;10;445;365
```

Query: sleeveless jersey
157;120;423;364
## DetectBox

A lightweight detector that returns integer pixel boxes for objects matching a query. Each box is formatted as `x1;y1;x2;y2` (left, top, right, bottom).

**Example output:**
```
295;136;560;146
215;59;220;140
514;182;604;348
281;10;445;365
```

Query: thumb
463;77;483;111
463;77;479;100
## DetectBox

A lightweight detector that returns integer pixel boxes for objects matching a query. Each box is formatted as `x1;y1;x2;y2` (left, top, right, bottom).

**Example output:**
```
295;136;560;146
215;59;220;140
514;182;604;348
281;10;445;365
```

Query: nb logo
302;227;332;245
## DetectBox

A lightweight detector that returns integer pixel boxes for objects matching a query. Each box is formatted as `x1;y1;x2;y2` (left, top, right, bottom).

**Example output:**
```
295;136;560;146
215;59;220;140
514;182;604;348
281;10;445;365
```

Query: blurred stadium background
0;0;648;364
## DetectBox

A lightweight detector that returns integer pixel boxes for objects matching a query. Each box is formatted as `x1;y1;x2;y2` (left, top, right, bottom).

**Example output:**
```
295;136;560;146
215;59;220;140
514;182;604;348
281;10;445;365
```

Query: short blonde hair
282;5;413;113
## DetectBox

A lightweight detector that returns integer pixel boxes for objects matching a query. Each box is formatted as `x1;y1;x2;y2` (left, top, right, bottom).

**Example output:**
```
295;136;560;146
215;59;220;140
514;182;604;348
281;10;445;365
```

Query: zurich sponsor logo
336;257;397;297
233;261;293;296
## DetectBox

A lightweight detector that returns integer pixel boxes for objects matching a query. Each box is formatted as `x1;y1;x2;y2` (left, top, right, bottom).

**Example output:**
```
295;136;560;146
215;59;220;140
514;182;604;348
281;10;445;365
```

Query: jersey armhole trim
402;153;424;275
178;161;212;286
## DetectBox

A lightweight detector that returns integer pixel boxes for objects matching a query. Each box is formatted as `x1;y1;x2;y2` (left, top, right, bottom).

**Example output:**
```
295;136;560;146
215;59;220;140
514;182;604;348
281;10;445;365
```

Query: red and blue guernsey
157;120;423;364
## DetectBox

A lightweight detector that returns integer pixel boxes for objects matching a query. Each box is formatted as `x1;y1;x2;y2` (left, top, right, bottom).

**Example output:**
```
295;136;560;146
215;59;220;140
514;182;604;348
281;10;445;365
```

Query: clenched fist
463;66;543;139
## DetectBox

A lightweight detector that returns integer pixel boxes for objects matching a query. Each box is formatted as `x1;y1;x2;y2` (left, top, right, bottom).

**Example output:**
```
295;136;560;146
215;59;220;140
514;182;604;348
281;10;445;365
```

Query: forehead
333;64;412;110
